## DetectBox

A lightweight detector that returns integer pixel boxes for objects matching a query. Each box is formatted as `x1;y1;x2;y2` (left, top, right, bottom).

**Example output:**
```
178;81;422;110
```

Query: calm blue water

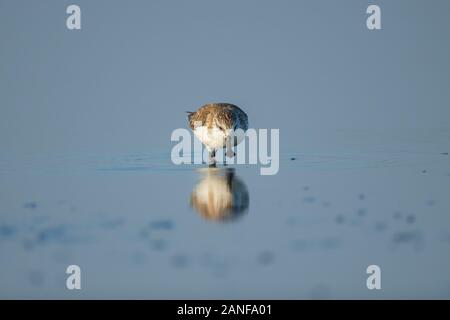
1;129;450;299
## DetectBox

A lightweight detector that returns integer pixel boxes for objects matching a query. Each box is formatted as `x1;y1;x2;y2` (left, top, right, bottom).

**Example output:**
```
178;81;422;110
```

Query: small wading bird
187;103;248;165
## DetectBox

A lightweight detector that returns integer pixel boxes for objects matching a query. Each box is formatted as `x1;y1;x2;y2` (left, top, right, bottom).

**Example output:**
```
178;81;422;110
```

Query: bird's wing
187;110;209;130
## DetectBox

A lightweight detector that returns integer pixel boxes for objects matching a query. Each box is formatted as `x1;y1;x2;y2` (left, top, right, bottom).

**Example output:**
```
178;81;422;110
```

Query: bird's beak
226;128;235;137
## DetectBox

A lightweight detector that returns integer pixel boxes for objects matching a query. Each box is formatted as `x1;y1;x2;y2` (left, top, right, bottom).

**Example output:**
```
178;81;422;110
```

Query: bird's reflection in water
190;167;249;222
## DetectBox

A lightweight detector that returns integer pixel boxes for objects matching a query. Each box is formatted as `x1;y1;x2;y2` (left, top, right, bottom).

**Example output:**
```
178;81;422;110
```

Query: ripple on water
24;202;37;209
0;224;17;239
392;230;422;249
256;251;275;266
170;254;189;268
426;200;436;207
374;221;387;232
357;208;367;216
406;214;416;224
150;220;175;231
335;215;346;224
303;197;316;204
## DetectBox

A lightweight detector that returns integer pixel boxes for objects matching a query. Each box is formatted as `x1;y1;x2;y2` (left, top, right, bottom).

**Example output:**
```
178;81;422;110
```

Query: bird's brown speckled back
188;103;248;130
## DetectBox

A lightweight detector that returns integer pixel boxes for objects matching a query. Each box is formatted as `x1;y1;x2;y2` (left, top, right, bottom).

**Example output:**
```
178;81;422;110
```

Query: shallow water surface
1;134;450;299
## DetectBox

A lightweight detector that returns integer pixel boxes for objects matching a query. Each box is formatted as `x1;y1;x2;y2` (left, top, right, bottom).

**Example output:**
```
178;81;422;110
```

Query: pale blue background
1;0;450;155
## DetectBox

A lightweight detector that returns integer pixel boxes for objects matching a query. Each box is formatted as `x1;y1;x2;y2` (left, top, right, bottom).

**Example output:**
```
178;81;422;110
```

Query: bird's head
217;118;237;138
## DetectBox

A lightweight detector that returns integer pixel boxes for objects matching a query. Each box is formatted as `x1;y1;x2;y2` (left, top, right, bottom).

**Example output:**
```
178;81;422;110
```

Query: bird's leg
225;136;235;158
207;148;216;166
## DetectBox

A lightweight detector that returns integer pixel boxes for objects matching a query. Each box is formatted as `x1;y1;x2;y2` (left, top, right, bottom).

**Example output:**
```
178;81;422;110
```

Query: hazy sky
1;0;450;155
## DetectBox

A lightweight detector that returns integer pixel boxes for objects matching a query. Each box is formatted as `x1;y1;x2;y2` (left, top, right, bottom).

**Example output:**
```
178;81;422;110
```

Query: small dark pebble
37;225;68;244
406;214;416;224
0;224;17;238
392;230;421;244
290;157;296;161
357;208;367;216
335;214;345;224
426;200;436;207
24;202;37;209
303;196;315;203
257;251;275;266
150;220;174;231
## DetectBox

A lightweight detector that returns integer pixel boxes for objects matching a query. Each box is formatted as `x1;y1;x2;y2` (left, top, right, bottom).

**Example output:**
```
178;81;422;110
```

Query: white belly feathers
193;126;246;150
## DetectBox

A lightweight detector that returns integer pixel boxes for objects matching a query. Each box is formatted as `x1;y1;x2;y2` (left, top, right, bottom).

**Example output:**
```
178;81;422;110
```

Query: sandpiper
187;103;248;164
